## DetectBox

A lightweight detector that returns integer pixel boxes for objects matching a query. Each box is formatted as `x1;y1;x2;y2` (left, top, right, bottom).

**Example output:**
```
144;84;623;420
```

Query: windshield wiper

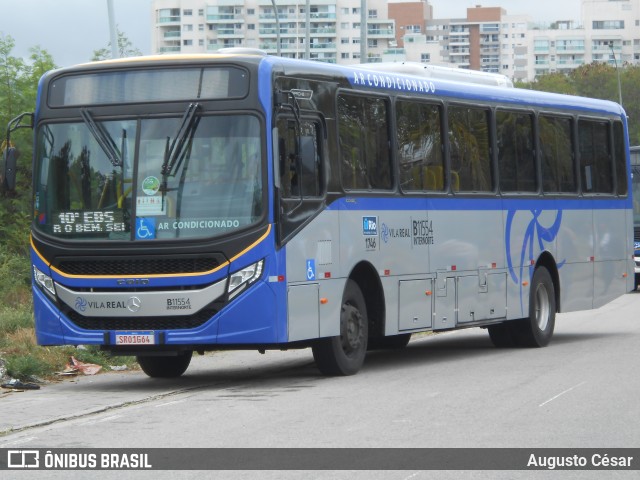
80;108;122;167
161;103;200;178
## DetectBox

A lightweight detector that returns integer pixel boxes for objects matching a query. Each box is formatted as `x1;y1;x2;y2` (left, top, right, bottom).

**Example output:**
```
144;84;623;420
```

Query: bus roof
49;53;625;118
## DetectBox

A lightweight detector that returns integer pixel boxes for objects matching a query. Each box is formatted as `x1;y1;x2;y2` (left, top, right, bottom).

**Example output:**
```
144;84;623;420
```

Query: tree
515;72;576;96
0;36;27;128
92;28;142;61
0;36;55;255
517;62;640;145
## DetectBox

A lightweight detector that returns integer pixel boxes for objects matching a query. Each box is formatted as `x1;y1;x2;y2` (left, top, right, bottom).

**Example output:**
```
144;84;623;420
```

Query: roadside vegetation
2;35;640;381
0;36;136;382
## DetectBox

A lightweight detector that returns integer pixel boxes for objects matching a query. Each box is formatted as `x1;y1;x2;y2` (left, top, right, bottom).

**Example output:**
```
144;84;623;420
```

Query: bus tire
137;351;193;378
312;279;368;376
487;323;517;348
368;333;412;350
513;266;556;347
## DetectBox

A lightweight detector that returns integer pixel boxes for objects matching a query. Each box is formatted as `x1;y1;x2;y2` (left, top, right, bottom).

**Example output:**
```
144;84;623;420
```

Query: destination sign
52;210;126;234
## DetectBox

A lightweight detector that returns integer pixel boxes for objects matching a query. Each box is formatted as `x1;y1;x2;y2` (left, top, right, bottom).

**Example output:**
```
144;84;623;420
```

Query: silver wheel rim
535;283;550;331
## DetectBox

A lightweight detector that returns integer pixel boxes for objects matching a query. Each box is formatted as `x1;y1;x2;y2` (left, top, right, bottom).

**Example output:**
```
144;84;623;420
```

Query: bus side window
496;110;536;193
276;118;322;203
579;119;613;194
540;115;576;194
448;105;492;193
613;121;627;196
338;93;391;191
396;100;444;192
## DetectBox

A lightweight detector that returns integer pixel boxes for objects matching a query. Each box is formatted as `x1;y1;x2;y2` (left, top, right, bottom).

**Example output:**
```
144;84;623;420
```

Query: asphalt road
1;291;639;479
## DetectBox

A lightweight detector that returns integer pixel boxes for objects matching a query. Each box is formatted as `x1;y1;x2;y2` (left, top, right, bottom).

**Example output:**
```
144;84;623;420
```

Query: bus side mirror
2;112;34;194
1;147;18;192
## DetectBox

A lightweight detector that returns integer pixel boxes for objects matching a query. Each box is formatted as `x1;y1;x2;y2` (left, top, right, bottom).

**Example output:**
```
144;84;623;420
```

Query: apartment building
403;6;529;78
529;0;640;80
151;0;640;81
153;0;397;64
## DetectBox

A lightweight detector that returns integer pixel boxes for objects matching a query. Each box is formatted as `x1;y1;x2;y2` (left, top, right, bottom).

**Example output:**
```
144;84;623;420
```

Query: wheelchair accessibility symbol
136;217;156;240
306;259;316;281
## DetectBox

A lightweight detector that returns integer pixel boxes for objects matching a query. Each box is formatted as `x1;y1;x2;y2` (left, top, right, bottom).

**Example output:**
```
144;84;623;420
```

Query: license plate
114;331;155;345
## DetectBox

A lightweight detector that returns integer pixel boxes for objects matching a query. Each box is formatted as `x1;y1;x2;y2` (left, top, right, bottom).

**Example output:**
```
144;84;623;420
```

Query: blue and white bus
5;52;634;377
631;146;640;289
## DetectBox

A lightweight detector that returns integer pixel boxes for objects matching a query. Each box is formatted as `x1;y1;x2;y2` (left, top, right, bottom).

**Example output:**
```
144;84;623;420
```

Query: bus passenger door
274;117;323;244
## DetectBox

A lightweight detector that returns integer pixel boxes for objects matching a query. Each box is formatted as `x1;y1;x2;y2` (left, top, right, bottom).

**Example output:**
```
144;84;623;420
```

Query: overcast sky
0;0;153;67
1;0;582;68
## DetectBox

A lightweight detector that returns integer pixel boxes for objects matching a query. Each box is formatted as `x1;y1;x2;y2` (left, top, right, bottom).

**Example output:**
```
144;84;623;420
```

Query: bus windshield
33;114;263;241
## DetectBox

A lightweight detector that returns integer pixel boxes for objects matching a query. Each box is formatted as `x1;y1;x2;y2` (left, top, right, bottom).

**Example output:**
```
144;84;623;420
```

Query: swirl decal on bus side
505;209;565;315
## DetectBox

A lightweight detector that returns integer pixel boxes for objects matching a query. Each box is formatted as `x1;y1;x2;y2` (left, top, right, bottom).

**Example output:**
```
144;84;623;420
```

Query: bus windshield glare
33;114;263;241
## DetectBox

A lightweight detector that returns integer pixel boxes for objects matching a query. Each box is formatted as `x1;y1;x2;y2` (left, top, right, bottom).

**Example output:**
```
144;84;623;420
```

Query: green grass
0;255;137;381
0;302;138;381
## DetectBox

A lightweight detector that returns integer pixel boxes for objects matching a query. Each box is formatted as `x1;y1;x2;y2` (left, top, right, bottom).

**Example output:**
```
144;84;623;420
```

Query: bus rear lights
33;265;56;297
228;259;264;299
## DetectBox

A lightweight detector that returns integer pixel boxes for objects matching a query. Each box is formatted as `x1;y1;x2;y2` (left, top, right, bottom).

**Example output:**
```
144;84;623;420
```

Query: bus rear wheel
512;266;556;347
312;280;368;376
137;351;193;378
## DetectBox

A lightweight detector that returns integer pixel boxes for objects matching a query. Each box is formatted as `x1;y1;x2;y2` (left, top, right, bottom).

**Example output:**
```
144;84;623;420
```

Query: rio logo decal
505;209;565;315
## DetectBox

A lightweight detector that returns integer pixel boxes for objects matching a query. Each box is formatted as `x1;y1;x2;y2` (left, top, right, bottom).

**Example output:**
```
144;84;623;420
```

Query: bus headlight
228;260;264;299
33;265;56;297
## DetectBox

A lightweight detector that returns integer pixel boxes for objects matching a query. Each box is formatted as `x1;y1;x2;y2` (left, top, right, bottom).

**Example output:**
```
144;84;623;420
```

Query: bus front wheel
312;279;368;376
512;266;556;347
137;351;193;378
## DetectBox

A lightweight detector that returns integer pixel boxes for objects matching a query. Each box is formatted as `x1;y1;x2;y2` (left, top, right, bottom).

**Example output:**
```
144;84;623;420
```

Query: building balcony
310;13;336;20
310;42;337;51
368;28;395;39
158;15;180;24
216;29;245;38
259;13;294;21
592;44;622;52
310;27;336;35
259;28;305;37
207;14;245;23
451;61;471;68
159;46;181;53
557;58;584;66
261;12;336;21
163;30;181;39
556;46;585;53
